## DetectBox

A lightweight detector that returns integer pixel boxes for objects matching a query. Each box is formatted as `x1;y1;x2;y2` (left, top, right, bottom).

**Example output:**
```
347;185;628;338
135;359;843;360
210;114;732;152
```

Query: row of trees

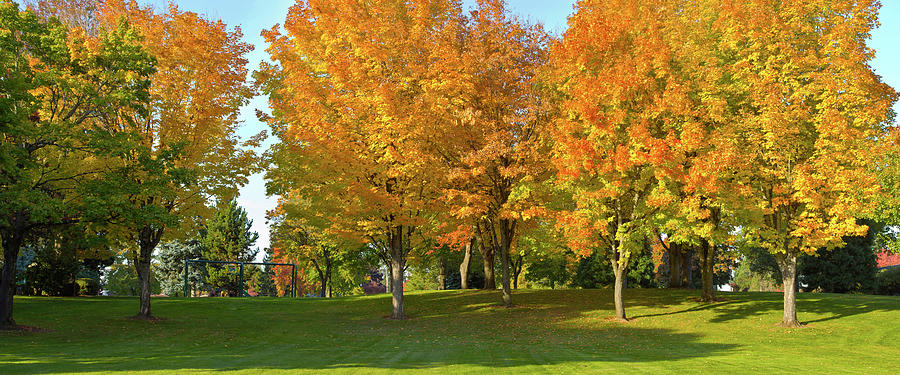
260;0;898;327
1;0;257;328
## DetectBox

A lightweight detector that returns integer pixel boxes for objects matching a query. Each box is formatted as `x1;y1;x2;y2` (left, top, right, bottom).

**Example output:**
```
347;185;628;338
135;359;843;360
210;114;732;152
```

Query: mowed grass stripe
1;289;898;374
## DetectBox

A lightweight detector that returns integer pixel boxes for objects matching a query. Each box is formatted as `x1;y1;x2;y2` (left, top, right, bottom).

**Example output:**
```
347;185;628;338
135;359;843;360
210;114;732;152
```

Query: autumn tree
92;0;257;319
0;1;154;328
550;0;686;321
268;201;345;298
260;0;463;319
432;0;551;307
25;0;100;34
719;0;897;326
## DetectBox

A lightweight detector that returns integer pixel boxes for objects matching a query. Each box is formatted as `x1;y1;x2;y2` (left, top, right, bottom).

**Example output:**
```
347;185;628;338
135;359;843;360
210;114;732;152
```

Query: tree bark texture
313;250;332;298
498;219;514;308
776;252;801;327
512;253;523;290
0;211;29;329
0;230;23;329
610;239;630;321
324;254;332;298
613;265;627;321
389;226;405;320
480;238;495;290
459;238;473;289
438;257;446;290
133;226;163;319
699;239;716;302
668;242;684;288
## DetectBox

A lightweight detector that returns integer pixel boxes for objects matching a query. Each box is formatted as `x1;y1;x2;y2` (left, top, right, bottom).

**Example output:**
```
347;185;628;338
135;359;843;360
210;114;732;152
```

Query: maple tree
260;0;463;319
550;0;693;321
431;0;551;306
717;0;897;326
91;0;257;319
0;1;154;328
268;200;346;298
25;0;99;34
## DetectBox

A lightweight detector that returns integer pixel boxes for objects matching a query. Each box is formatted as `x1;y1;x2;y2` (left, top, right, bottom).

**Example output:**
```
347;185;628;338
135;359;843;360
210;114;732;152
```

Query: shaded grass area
1;289;898;374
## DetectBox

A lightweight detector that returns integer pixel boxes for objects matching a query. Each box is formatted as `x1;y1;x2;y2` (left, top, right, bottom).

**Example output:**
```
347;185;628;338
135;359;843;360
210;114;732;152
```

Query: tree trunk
133;226;163;319
498;219;515;308
438;257;446;290
0;231;23;329
135;254;152;317
512;253;523;290
499;245;512;307
313;259;327;298
317;273;327;298
668;242;683;288
385;263;393;295
610;238;630;322
389;226;405;320
613;265;627;321
481;242;495;290
459;238;473;289
776;252;801;327
699;239;715;302
324;257;332;298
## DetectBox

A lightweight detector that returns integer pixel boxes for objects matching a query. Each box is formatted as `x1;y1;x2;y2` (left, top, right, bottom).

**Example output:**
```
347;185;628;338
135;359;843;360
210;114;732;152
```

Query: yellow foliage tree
260;0;463;319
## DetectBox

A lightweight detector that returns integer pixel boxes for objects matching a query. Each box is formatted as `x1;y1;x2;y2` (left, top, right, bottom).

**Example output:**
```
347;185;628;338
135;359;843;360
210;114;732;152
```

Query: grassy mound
1;289;898;374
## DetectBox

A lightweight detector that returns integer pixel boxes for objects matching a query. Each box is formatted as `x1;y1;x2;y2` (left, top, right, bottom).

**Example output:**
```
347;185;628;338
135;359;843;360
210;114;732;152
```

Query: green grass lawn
1;289;898;374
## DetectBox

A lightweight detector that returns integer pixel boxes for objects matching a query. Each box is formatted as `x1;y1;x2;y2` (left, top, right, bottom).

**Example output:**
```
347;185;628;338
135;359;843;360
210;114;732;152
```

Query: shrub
75;278;99;296
876;267;900;296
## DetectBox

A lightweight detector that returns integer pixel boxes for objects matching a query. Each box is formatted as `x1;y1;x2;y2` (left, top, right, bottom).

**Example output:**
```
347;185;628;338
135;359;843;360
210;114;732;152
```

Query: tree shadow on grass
0;291;739;373
703;292;900;324
623;291;900;325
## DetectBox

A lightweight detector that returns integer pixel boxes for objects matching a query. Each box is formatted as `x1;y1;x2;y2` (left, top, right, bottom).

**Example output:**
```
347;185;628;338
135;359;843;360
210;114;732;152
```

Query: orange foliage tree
550;0;687;321
432;0;551;307
648;0;750;302
717;0;897;327
259;0;463;319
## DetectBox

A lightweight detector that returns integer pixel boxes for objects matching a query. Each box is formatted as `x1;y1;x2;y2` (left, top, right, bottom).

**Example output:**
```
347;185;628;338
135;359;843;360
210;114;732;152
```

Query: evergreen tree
200;199;259;296
156;240;203;296
798;220;879;294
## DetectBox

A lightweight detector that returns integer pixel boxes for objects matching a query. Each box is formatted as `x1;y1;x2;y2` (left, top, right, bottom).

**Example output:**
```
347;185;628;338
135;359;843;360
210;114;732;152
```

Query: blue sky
139;0;899;255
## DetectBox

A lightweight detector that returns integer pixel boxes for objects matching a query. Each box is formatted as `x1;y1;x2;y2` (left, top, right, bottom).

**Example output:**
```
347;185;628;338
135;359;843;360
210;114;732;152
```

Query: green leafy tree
104;256;159;296
248;257;277;297
200;199;258;296
571;244;657;290
525;249;572;289
0;1;154;328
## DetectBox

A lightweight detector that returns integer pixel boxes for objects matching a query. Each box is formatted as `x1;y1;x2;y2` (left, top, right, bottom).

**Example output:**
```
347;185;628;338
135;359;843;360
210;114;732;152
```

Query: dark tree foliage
104;257;160;296
156;239;203;296
571;245;658;289
525;249;571;289
200;199;259;296
248;260;277;297
23;241;78;296
741;246;781;283
798;220;878;294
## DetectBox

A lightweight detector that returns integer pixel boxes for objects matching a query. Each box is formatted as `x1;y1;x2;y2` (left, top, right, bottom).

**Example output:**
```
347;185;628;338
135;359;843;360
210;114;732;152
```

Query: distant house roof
877;249;900;270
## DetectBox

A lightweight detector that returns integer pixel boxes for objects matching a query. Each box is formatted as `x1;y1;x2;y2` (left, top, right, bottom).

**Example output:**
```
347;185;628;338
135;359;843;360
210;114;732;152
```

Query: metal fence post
292;265;297;298
239;262;245;297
